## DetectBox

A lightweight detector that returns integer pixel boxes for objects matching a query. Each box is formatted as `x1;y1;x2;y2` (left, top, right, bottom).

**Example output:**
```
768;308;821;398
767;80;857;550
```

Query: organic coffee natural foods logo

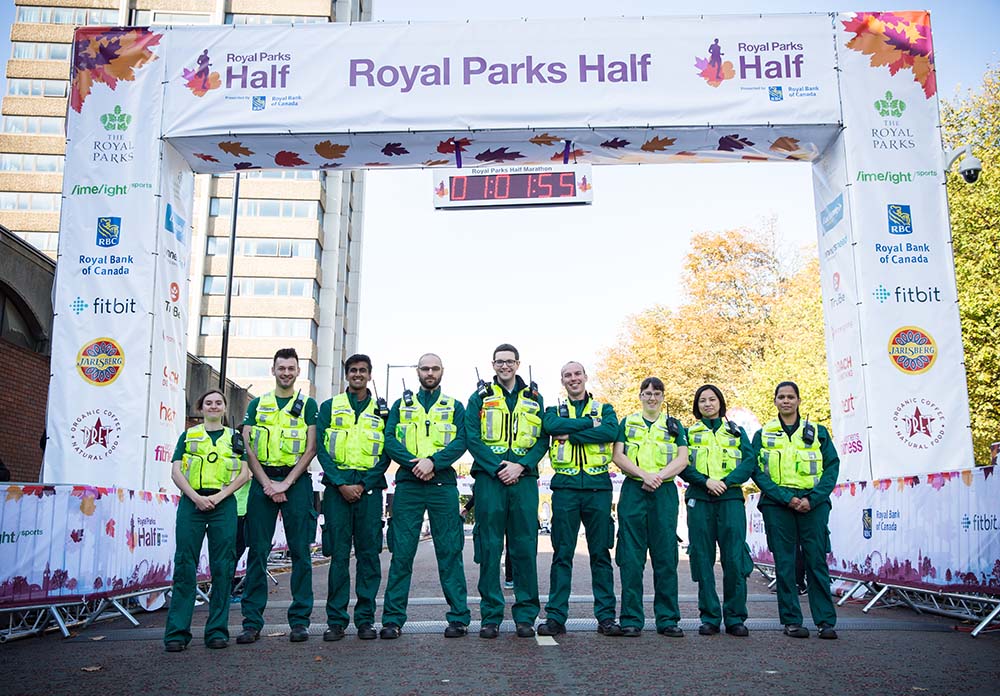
892;398;945;450
70;409;122;461
100;105;131;131
76;337;125;386
871;90;916;151
96;216;121;248
888;326;937;374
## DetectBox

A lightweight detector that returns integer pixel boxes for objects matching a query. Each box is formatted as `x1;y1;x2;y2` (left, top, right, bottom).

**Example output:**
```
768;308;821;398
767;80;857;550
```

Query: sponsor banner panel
161;15;840;138
46;28;168;488
748;467;1000;596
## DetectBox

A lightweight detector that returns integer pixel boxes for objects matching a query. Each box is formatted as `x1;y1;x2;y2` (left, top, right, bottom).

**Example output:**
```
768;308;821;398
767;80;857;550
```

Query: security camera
959;153;982;184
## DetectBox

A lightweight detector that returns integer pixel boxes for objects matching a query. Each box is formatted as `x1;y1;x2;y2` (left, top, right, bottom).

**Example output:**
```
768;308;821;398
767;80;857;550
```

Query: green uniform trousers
241;474;315;631
686;497;752;627
761;502;837;627
472;473;539;625
323;486;384;628
545;487;616;624
616;478;680;630
164;495;236;646
382;482;469;628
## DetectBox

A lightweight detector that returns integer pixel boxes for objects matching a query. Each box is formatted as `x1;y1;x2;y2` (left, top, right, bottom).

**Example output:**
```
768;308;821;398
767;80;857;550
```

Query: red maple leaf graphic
437;137;473;154
70;529;84;543
71;28;162;112
193;153;220;163
105;519;116;537
274;151;307;167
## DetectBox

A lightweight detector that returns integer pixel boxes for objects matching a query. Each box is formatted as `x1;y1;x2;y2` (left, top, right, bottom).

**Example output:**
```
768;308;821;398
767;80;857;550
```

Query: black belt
196;488;221;495
262;465;292;478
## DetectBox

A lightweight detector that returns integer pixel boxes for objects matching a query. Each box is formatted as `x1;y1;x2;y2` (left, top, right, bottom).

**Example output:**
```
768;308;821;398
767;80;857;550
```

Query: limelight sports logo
76;337;125;386
887;204;913;235
887;326;937;374
96;217;121;248
70;409;122;461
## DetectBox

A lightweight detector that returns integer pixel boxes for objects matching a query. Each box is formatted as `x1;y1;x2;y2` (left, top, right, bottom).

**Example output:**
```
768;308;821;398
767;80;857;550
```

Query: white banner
160;15;840;138
748;466;1000;596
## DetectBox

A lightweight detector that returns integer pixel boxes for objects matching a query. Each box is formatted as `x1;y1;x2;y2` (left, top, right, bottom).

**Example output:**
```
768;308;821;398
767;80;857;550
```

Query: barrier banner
747;466;1000;596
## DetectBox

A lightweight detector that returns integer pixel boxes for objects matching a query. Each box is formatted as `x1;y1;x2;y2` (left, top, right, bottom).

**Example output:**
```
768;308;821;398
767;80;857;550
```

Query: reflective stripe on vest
549;398;612;476
622;413;679;481
757;419;823;488
182;425;241;490
688;420;742;480
479;384;542;456
323;393;385;471
250;391;307;467
396;394;458;458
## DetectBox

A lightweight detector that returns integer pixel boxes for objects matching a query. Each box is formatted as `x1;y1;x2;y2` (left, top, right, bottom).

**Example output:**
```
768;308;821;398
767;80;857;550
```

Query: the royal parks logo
70;296;137;316
820;193;844;234
70;409;122;461
95;217;121;248
93;107;134;164
887;326;937;374
887;204;913;235
873;285;942;304
694;38;808;90
871;90;916;151
892;398;945;450
841;432;864;455
76;337;125;386
862;508;872;539
100;105;131;132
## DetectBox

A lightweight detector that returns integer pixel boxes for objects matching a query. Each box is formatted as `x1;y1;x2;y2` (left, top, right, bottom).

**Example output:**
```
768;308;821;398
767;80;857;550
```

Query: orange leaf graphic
314;141;349;159
218;141;254;157
550;148;587;162
423;159;450;166
5;485;23;502
770;137;800;153
641;136;677;152
530;133;562;146
80;495;97;516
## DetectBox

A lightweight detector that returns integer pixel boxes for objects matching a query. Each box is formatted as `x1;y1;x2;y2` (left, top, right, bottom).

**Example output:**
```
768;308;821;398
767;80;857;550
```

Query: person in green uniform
466;343;548;639
164;389;250;651
229;478;251;602
380;353;470;639
317;354;391;642
682;384;755;637
237;348;318;645
612;377;689;637
537;361;622;637
751;381;840;640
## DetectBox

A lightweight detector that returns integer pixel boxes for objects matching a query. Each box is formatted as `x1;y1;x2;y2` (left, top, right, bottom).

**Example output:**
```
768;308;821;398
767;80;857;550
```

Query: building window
6;78;69;98
0;153;64;172
225;14;329;24
232;169;320;180
203;276;319;300
15;6;119;25
13;231;59;252
2;115;65;135
0;192;61;211
209;197;320;219
11;42;71;61
0;291;40;352
203;357;316;383
200;316;317;340
131;11;212;25
206;237;320;259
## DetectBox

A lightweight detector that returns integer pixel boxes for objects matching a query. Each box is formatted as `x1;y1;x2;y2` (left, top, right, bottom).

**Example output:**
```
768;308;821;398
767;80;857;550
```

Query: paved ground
3;530;998;696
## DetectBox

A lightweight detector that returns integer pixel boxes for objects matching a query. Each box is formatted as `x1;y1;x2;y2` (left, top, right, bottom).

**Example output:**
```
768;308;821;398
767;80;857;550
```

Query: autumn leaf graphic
315;140;349;159
437;137;473;154
551;148;587;162
381;143;409;157
233;162;261;170
105;519;116;537
70;529;84;543
6;486;22;502
529;133;562;146
80;495;97;516
770;136;800;153
601;138;630;149
717;134;754;152
319;162;341;169
475;147;524;163
274;150;307;167
842;12;936;98
71;27;162;112
193;153;220;163
641;136;676;152
218;141;254;157
364;162;390;167
423;159;451;167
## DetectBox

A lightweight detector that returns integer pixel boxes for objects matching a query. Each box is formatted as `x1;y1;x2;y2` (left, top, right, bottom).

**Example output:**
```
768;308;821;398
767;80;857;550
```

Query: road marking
536;635;559;646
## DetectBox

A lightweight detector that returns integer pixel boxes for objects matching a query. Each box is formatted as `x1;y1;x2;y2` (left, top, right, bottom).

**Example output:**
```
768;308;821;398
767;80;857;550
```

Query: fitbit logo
961;513;999;532
873;285;942;304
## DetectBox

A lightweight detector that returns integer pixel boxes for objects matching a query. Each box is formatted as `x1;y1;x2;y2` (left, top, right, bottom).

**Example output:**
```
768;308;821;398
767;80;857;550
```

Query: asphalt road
2;531;997;696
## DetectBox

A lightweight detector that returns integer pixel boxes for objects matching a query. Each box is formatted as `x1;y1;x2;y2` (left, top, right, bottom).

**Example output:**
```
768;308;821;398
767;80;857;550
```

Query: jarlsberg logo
693;38;818;100
892;397;945;450
70;409;121;461
887;326;937;375
76;337;125;386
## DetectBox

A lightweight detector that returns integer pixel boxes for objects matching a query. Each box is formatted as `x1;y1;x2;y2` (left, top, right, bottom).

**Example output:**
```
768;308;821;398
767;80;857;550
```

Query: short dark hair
493;343;519;361
774;381;800;399
344;353;373;374
693;384;727;419
639;377;664;393
273;347;299;364
196;388;227;410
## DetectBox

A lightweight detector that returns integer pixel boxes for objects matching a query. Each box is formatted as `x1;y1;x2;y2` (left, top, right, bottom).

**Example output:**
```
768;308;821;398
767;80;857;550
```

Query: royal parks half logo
892;397;945;450
693;38;815;98
76;337;125;386
182;48;295;110
70;409;122;461
871;90;916;151
887;326;937;374
95;216;121;247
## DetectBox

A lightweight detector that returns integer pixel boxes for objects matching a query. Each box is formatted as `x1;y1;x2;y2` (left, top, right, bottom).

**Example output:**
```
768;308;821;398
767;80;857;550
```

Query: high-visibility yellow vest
182;425;241;490
757;419;824;488
249;391;308;467
323;393;385;471
396;394;458;458
549;398;613;476
622;413;680;481
480;383;542;456
688;420;742;480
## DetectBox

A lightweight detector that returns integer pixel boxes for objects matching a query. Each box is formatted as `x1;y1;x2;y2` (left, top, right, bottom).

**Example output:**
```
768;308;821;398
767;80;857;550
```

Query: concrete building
1;0;369;401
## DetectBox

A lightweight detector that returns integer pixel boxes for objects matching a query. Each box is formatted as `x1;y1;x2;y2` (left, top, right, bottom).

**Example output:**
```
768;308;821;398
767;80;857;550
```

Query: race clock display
432;164;593;208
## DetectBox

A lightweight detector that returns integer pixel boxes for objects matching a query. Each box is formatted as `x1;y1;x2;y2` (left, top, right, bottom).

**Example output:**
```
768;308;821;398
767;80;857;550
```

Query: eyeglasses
418;366;442;373
640;391;664;399
493;359;517;367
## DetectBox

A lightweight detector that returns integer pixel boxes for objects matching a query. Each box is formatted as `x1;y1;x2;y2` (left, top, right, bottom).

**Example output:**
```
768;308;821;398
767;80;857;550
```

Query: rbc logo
862;508;872;539
887;204;913;235
768;86;783;101
252;95;266;111
96;217;121;247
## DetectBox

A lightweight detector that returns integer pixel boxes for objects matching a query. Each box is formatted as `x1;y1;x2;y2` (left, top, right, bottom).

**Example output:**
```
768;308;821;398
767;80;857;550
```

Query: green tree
941;64;1000;463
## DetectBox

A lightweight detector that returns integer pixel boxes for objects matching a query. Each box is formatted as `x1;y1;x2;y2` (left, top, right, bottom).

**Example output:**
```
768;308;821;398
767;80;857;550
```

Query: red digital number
451;176;466;201
558;172;576;197
536;173;553;198
495;174;510;199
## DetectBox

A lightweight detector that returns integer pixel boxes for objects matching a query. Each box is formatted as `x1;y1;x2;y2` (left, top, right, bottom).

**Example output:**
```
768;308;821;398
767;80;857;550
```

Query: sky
1;1;998;407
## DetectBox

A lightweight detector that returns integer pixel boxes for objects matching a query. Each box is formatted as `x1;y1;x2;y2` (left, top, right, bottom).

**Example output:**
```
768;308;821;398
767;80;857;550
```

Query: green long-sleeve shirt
316;391;390;491
542;397;617;490
679;417;755;502
465;376;547;479
750;419;840;509
383;387;467;486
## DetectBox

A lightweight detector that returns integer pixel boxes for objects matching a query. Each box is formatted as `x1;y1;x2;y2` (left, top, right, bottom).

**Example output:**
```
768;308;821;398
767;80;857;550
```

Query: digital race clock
432;164;593;209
